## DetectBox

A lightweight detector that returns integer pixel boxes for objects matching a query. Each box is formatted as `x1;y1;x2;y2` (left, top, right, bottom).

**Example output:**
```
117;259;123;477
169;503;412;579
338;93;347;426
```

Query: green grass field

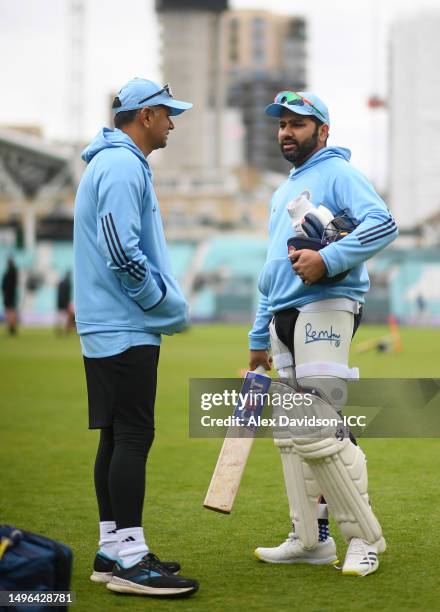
1;324;440;612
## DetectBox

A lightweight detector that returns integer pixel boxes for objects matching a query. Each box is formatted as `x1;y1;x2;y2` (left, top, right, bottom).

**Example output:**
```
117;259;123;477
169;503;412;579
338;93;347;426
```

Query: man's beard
280;126;319;167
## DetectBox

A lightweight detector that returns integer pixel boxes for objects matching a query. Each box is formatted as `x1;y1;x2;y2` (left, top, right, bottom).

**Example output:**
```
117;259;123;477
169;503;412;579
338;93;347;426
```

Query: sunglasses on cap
138;83;173;105
274;91;326;122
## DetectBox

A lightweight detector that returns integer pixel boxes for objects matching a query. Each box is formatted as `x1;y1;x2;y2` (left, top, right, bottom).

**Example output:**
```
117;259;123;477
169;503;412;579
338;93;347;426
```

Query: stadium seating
5;237;437;325
167;242;196;281
185;234;267;320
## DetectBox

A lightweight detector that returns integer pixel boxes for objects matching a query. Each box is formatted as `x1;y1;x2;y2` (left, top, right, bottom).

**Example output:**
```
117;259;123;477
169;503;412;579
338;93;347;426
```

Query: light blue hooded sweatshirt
74;128;188;357
249;146;398;350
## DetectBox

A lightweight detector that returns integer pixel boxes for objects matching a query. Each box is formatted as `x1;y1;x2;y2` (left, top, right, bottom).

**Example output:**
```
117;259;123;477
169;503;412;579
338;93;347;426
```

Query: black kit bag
0;525;73;612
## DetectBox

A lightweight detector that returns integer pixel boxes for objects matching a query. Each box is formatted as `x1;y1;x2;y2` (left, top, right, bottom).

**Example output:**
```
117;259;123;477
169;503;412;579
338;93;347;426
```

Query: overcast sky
1;0;439;189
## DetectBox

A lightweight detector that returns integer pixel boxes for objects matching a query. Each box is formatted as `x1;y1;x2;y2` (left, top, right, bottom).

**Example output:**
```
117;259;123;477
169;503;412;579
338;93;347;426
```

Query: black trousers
83;345;159;529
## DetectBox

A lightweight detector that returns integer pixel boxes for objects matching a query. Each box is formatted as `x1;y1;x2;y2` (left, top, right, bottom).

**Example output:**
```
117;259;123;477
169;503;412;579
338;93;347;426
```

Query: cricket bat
203;367;271;513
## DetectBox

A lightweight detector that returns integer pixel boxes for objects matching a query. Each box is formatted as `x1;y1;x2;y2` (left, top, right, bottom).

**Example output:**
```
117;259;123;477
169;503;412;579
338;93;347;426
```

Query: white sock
98;521;118;559
117;527;149;568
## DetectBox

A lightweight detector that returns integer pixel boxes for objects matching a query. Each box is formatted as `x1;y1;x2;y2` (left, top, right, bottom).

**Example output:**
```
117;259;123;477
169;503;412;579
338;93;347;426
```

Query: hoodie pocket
142;272;188;335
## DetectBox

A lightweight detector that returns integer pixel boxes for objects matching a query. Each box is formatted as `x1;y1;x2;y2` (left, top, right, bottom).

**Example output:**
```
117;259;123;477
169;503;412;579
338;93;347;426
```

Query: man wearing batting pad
74;78;198;597
249;91;398;576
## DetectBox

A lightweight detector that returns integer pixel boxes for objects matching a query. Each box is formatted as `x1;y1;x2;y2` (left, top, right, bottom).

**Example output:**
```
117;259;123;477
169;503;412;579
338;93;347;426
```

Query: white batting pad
275;439;320;550
294;437;385;549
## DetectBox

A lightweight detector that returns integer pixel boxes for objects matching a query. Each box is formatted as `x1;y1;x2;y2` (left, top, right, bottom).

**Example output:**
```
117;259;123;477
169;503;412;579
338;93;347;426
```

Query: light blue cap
113;78;193;116
265;91;330;125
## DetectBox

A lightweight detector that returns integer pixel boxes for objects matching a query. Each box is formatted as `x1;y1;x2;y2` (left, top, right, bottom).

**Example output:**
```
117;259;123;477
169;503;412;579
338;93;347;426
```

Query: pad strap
273;352;294;370
296;361;359;380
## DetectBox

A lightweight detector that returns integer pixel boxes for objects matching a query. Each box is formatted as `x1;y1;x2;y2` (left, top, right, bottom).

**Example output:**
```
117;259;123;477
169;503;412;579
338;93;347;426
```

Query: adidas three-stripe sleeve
319;166;398;278
96;158;163;310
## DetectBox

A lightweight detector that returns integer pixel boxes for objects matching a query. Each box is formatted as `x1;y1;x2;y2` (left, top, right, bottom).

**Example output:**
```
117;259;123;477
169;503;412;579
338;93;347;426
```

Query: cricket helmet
287;210;359;284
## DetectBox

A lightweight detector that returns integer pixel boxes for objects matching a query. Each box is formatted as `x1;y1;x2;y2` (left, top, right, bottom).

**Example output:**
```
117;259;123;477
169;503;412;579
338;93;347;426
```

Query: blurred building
222;10;307;173
0;127;75;249
389;12;440;233
155;0;228;170
154;2;307;233
156;2;306;174
154;0;246;233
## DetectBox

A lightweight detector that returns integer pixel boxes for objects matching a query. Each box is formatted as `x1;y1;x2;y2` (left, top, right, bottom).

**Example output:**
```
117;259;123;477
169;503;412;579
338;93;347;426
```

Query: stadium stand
4;237;438;325
167;242;196;281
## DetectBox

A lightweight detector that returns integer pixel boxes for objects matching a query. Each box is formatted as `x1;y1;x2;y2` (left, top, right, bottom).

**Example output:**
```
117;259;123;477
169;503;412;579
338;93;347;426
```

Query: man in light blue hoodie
74;78;198;597
250;92;397;576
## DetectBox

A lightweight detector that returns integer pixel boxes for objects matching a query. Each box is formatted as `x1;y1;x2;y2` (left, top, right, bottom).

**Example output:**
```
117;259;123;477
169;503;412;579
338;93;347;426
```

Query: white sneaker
342;538;380;576
255;533;338;565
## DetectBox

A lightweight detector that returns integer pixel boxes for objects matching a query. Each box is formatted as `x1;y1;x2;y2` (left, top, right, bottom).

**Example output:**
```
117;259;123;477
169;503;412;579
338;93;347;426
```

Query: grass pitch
1;324;439;612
